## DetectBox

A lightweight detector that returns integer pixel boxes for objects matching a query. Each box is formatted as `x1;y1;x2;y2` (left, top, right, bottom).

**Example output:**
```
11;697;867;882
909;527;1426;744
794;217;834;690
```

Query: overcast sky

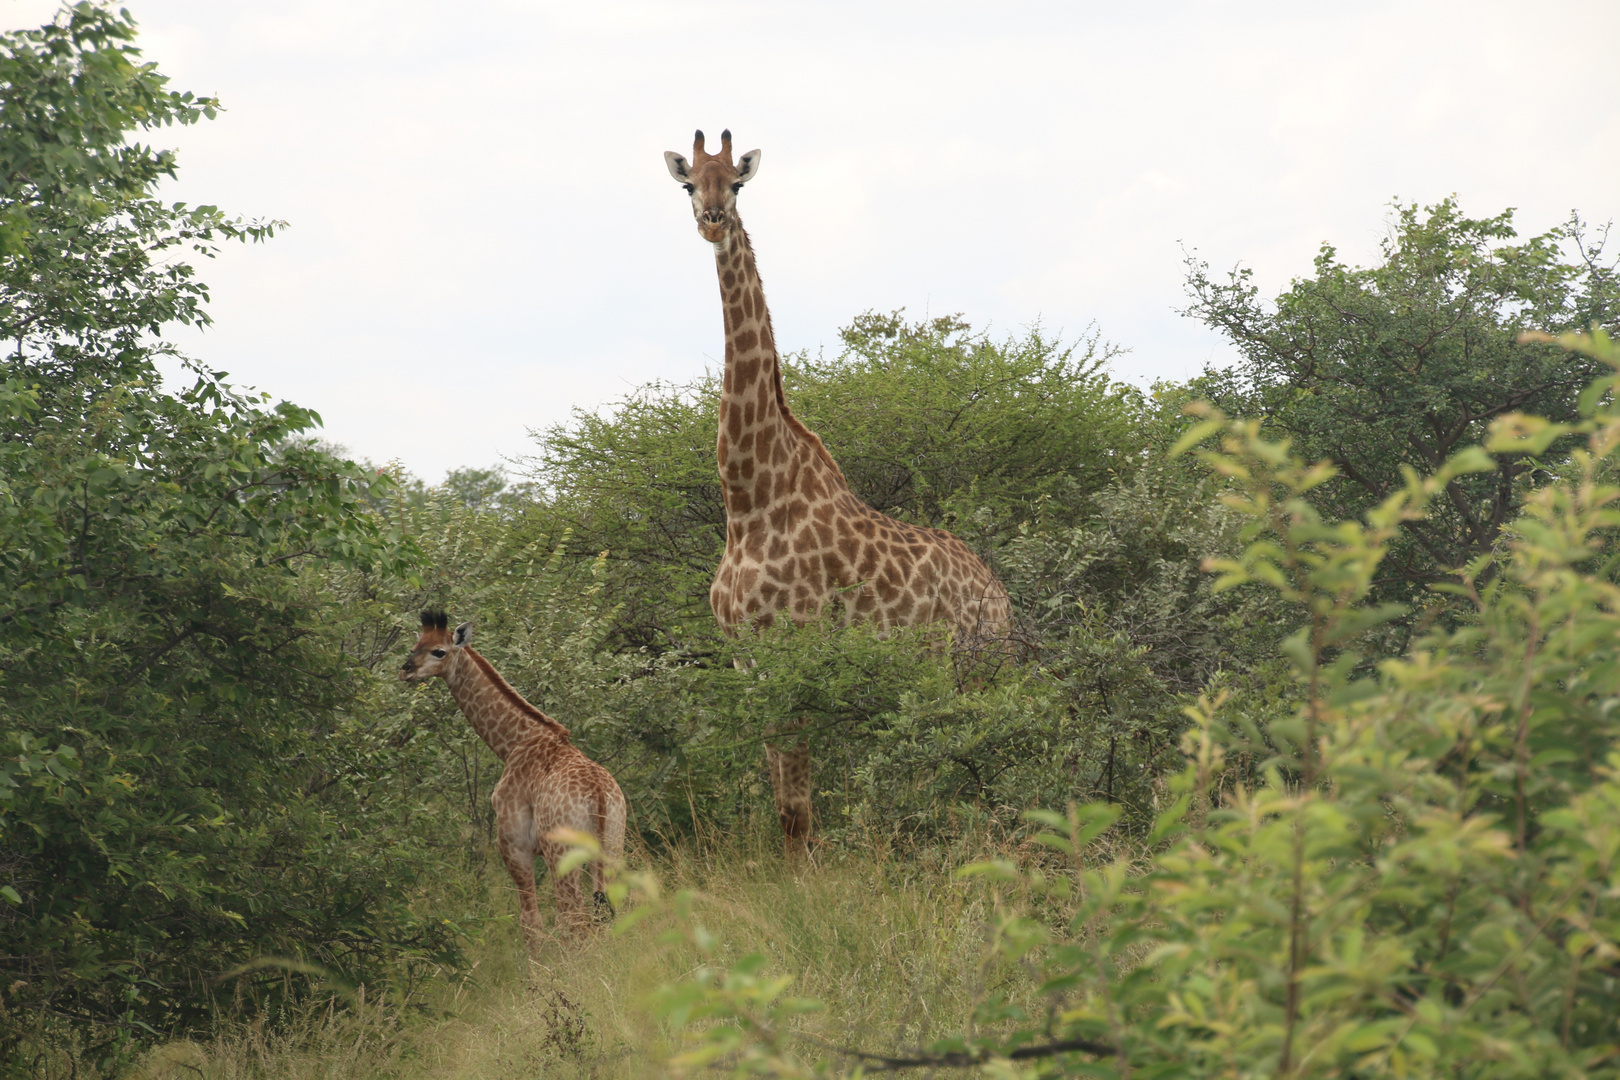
7;0;1619;480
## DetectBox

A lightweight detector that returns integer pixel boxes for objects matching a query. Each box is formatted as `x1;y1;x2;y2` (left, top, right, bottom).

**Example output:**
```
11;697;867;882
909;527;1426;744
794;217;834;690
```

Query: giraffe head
400;610;473;682
664;129;762;243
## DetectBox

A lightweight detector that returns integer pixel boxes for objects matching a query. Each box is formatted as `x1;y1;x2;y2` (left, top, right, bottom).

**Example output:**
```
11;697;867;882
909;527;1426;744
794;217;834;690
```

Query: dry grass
133;815;1057;1079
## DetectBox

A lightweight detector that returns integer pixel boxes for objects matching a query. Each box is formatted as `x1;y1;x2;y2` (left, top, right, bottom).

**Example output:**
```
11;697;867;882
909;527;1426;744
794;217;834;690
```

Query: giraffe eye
731;183;742;194
683;184;695;195
431;648;446;658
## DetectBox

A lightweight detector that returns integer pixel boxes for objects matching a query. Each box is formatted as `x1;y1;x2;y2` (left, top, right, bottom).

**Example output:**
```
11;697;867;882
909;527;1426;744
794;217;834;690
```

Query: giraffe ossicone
664;128;1012;850
400;611;627;954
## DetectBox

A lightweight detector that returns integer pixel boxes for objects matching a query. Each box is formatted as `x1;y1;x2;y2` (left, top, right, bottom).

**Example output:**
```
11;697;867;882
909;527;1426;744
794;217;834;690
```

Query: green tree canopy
0;6;455;1064
788;312;1141;530
1188;198;1619;604
528;312;1144;650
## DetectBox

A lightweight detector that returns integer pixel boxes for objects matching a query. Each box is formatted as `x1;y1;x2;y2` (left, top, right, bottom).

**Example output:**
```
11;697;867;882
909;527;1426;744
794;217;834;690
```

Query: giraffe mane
462;647;572;739
774;379;848;485
733;222;849;487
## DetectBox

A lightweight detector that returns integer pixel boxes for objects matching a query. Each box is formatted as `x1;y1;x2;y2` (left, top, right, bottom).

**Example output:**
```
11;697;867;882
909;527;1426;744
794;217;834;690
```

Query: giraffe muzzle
698;209;729;242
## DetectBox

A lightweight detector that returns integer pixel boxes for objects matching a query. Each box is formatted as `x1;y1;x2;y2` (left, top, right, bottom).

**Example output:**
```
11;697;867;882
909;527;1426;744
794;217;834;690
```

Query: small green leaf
1169;418;1223;458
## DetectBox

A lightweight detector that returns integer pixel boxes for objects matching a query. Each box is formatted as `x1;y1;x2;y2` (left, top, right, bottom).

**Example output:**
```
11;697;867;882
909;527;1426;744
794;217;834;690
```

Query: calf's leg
494;794;544;957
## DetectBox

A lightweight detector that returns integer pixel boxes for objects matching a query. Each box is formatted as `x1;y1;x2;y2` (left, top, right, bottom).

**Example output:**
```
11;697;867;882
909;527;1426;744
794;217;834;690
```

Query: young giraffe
664;129;1011;848
400;612;627;953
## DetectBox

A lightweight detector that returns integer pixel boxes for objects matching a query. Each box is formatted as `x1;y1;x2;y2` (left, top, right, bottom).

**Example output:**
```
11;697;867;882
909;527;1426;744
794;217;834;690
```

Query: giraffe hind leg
495;798;545;960
548;852;591;938
594;782;627;924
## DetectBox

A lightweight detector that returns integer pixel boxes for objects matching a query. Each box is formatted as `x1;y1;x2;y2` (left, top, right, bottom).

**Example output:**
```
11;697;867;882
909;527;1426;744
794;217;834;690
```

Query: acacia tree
788;312;1140;532
529;312;1143;650
0;7;457;1066
1188;198;1619;603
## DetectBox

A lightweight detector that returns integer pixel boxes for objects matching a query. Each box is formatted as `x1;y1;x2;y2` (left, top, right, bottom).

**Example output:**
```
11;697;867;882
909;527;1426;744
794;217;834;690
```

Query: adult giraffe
663;129;1011;848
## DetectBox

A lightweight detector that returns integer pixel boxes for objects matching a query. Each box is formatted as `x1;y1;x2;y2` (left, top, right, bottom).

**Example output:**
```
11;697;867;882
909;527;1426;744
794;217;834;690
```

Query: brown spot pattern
686;188;1010;857
401;636;626;957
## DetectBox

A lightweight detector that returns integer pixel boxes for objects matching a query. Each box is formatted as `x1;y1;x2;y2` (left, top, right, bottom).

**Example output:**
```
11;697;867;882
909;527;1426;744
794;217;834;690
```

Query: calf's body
401;613;627;949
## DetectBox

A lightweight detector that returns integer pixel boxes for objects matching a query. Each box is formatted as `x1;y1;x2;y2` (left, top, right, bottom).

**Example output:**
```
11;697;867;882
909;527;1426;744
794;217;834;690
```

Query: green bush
0;8;465;1065
526;311;1145;651
786;312;1141;536
1189;199;1620;609
637;328;1620;1077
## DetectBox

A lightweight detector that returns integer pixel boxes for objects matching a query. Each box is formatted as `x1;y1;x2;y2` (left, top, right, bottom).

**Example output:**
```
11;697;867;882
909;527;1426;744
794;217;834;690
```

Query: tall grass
138;811;1071;1079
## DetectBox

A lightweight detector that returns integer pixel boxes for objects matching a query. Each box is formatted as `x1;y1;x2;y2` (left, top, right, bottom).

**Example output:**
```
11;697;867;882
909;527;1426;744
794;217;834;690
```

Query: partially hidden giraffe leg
493;786;545;959
543;838;591;938
764;724;812;857
592;778;628;925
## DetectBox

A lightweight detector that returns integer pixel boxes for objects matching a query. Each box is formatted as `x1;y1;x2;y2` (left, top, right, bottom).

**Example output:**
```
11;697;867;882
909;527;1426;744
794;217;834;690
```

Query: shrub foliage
0;7;462;1066
1189;199;1620;605
626;329;1620;1077
5;5;1619;1076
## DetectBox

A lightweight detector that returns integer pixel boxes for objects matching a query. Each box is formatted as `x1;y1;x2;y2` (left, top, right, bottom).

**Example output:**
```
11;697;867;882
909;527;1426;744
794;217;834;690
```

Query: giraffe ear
453;621;473;647
664;151;692;184
735;149;762;185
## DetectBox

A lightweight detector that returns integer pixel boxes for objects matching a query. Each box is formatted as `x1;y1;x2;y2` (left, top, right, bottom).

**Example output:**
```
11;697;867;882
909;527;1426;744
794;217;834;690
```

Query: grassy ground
135;814;1048;1079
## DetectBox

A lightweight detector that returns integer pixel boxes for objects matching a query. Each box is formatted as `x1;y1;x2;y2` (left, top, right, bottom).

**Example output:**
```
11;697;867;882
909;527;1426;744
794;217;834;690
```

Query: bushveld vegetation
3;5;1620;1078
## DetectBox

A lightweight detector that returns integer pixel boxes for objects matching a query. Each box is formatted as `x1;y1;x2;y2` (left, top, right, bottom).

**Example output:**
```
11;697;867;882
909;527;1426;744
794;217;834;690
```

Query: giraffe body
401;613;627;952
665;130;1011;846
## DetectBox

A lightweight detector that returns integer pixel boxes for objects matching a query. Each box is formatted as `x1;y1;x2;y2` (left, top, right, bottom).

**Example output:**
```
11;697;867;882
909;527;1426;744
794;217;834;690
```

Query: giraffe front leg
495;796;545;959
764;726;812;857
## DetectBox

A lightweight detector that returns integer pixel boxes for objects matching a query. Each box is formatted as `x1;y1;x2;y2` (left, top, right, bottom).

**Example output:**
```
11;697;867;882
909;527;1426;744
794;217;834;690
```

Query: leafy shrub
322;491;697;846
0;9;463;1065
631;328;1620;1077
787;312;1142;535
1189;199;1620;606
526;312;1145;651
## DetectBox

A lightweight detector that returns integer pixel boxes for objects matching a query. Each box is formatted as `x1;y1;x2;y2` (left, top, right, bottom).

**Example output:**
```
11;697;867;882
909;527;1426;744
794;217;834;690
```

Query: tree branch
806;1033;1118;1072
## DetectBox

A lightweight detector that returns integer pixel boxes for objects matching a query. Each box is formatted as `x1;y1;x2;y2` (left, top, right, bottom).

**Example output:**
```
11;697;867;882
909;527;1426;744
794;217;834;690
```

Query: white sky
6;0;1619;480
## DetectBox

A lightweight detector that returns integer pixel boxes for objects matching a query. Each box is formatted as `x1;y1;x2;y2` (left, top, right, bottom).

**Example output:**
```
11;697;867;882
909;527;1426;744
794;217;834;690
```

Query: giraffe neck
440;647;567;762
713;220;847;515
